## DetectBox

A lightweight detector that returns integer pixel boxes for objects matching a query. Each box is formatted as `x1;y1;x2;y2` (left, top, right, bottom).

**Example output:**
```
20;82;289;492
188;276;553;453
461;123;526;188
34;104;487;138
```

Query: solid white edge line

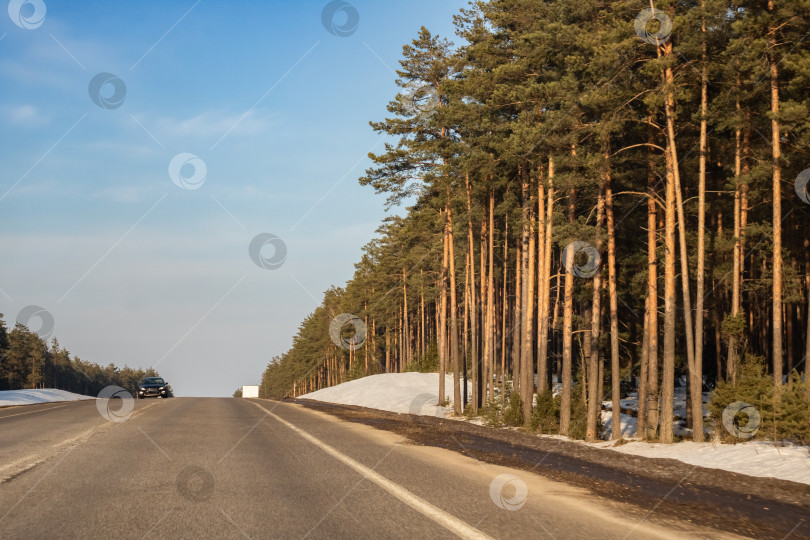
249;401;494;540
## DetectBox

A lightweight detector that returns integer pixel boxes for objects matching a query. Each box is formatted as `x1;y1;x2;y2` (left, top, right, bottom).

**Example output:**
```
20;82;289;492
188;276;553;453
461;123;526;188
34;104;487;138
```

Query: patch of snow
300;372;470;417
0;388;95;407
600;411;638;438
608;440;810;485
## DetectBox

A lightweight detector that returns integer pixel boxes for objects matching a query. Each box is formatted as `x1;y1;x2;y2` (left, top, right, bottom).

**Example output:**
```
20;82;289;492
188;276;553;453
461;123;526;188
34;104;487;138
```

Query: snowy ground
299;373;810;485
0;388;95;407
300;372;468;417
606;440;810;485
601;383;712;439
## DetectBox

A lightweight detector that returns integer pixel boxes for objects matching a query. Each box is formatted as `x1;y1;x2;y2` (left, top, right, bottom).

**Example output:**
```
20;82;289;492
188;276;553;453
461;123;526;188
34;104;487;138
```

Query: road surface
0;397;745;539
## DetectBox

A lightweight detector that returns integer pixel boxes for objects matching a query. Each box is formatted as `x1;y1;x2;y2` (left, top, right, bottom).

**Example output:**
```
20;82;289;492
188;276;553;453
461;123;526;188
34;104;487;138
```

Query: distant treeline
0;315;161;397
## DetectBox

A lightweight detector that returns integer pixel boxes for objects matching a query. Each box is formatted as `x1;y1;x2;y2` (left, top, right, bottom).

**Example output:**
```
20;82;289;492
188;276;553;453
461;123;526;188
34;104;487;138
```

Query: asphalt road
0;397;744;539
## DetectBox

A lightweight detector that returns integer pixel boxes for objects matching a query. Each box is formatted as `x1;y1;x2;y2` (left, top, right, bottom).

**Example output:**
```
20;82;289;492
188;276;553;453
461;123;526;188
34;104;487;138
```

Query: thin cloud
3;105;50;127
151;110;278;140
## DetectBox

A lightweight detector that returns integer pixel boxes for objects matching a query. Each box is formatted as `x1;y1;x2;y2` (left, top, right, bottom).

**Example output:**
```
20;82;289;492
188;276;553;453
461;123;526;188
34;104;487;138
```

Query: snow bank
299;373;810;485
0;388;95;407
300;372;464;417
608;440;810;485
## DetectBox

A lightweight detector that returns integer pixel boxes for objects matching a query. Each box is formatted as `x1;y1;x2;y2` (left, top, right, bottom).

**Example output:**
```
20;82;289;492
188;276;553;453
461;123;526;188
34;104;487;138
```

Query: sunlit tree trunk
403;270;409;368
661;149;677;444
692;16;708;441
479;218;486;409
513;231;522;393
486;190;496;404
560;185;576;436
639;295;650;438
420;272;425;359
371;317;376;371
653;24;696;403
364;305;369;373
542;159;555;391
448;205;461;414
536;182;545;375
641;151;658;439
385;327;391;374
729;86;743;383
439;210;448;405
501;215;508;407
537;166;551;394
466;175;478;413
768;0;783;388
464;249;470;408
521;169;536;425
586;184;605;442
606;159;621;441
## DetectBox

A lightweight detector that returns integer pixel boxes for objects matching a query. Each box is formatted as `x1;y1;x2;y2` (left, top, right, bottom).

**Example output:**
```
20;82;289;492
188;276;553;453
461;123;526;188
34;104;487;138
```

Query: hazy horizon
0;0;467;396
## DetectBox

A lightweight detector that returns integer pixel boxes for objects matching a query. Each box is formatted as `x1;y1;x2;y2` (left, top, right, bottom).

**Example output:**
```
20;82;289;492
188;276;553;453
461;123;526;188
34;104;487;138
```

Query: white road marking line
0;401;161;483
249;401;494;540
0;403;72;419
0;456;46;479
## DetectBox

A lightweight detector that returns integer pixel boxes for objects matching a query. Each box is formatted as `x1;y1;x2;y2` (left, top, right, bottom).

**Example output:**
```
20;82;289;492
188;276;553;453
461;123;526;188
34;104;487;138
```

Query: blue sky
0;0;468;396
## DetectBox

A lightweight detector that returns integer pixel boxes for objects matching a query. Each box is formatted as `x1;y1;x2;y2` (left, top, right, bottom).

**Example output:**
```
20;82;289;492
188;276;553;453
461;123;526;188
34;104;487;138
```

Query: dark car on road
137;377;172;399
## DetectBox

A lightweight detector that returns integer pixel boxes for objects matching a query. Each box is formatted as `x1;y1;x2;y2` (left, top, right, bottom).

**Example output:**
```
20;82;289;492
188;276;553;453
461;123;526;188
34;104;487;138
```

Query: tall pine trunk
501;216;509;408
385;327;391;374
768;0;783;388
586;184;605;441
403;269;409;368
661;148;677;443
642;151;659;439
439;210;448;405
538;161;555;394
536;171;545;399
479;218;486;409
466;175;478;413
420;272;425;360
521;169;536;425
692;16;708;441
606;159;621;441
513;231;522;392
560;185;576;436
448;205;461;414
729;85;743;383
805;238;810;400
486;190;496;404
464;250;470;409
